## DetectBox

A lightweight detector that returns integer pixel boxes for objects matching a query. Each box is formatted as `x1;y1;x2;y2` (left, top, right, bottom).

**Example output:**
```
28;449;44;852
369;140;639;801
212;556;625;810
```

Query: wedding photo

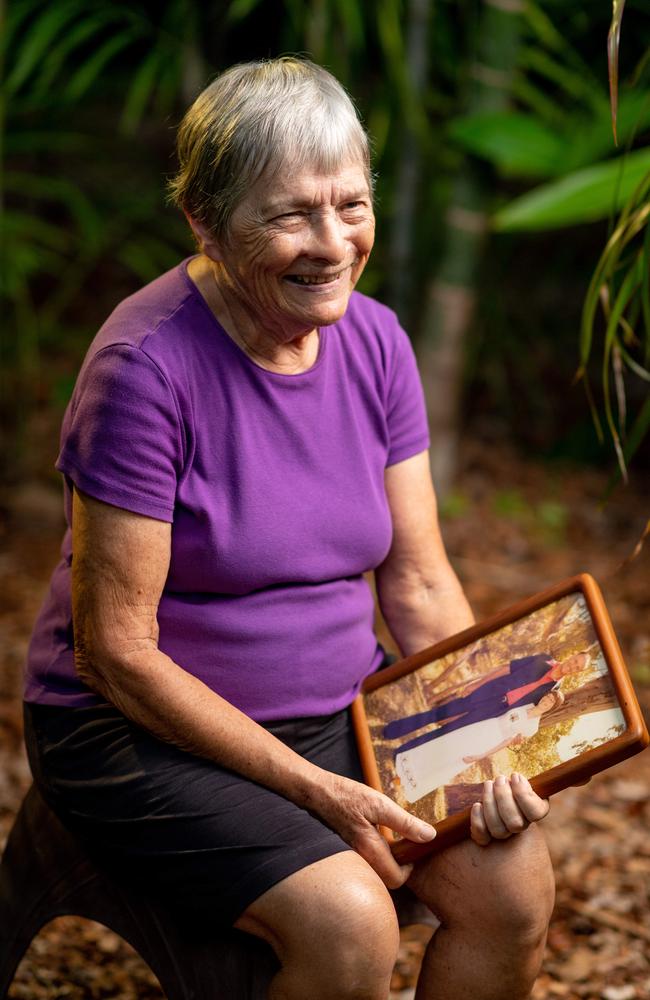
362;588;628;826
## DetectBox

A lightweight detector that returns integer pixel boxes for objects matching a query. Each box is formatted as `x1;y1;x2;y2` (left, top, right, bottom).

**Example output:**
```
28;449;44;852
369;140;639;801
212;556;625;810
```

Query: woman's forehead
251;158;371;208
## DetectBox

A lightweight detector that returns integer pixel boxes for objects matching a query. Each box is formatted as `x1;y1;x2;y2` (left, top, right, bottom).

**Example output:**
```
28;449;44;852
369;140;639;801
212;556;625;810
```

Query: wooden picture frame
352;573;649;863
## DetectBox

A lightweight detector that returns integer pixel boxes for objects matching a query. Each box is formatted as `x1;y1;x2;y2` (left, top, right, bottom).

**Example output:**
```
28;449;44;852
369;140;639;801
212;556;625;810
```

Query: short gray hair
168;56;372;242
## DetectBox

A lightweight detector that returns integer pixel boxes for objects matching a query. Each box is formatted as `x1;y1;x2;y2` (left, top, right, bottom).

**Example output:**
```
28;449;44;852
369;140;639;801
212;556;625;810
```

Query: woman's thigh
23;701;352;927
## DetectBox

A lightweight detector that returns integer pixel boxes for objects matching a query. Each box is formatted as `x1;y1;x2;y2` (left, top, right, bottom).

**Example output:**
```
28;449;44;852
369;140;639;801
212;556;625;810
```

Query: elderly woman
24;58;554;1000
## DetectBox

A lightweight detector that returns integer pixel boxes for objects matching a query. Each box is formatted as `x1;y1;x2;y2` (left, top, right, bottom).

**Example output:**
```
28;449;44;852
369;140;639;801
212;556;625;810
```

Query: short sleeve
56;344;184;522
385;323;430;466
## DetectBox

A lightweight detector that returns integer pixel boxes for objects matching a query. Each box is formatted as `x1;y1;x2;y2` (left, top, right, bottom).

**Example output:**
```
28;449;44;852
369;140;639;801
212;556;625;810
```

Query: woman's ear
184;211;223;262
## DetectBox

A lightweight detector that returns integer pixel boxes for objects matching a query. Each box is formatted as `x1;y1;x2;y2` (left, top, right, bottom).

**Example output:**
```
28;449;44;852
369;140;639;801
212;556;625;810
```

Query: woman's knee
237;852;400;997
410;825;555;946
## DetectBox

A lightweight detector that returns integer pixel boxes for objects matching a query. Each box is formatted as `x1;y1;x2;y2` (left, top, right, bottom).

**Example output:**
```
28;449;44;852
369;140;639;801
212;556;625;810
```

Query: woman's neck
187;255;319;374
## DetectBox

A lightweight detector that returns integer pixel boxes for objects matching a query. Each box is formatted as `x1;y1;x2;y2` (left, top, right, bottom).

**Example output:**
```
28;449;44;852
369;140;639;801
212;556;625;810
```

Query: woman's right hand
308;770;436;888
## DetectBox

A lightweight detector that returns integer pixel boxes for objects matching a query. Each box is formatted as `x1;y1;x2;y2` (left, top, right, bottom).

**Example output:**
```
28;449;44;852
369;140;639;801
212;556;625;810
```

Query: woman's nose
308;212;347;262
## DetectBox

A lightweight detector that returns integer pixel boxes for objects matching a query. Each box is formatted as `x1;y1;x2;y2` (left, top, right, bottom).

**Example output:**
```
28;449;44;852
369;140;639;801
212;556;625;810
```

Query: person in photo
396;690;565;804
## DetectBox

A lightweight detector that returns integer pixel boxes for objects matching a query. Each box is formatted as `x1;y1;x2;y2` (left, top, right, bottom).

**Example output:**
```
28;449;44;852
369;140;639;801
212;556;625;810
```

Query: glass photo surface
362;590;627;828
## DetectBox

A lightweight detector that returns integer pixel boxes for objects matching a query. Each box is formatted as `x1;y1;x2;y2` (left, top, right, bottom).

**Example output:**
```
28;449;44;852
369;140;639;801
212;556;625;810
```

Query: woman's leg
407;825;555;1000
236;851;400;1000
25;702;402;998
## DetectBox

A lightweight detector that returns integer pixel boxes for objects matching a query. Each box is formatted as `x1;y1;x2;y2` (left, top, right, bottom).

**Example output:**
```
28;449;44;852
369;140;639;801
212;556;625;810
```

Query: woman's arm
71;489;435;887
374;450;474;655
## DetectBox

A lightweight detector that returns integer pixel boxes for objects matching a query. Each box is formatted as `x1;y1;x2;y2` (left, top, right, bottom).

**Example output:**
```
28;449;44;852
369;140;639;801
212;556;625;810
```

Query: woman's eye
342;201;369;215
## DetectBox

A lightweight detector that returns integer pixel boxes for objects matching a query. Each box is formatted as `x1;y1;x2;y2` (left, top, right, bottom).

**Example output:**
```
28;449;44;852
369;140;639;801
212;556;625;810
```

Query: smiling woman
170;58;376;372
23;56;556;1000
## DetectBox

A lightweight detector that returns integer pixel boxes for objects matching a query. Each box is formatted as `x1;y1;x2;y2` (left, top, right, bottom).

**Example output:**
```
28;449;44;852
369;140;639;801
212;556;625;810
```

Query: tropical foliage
2;0;649;479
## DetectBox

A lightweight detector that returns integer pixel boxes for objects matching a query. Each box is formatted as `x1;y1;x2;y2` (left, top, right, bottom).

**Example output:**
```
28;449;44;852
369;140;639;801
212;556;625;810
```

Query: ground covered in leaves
1;439;649;999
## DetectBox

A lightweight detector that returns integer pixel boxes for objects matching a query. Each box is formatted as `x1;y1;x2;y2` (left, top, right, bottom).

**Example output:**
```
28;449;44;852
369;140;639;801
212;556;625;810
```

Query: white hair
168;57;372;241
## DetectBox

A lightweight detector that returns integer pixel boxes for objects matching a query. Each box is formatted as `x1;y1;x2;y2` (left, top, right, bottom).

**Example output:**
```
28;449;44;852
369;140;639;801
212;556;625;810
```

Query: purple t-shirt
25;260;429;720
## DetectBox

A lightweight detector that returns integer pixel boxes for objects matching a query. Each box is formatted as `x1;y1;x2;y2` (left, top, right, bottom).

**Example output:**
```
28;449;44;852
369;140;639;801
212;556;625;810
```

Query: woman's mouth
284;270;346;286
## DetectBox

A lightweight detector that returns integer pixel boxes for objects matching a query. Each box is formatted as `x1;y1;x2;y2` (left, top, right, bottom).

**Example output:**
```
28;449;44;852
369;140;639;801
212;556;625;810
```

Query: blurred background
2;0;650;490
2;2;650;998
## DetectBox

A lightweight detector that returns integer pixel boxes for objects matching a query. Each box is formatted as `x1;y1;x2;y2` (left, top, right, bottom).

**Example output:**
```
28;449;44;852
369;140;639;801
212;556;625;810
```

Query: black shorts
23;699;433;928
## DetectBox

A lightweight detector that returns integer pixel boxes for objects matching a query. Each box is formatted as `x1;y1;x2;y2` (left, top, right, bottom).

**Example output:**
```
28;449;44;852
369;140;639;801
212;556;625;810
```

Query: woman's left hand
470;773;549;846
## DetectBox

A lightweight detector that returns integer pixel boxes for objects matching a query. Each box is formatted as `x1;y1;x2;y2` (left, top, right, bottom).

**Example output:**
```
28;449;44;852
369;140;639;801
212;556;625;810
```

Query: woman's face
209;159;375;341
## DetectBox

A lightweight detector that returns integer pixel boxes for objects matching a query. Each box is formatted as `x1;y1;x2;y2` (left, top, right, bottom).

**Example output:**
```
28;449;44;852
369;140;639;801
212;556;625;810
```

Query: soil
1;438;649;1000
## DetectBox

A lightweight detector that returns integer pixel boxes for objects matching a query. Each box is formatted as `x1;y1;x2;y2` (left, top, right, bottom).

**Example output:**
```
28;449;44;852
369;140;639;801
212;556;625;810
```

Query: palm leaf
4;0;84;94
601;255;642;476
4;171;103;245
29;10;124;100
120;49;165;133
64;30;141;102
642;217;650;365
579;181;650;368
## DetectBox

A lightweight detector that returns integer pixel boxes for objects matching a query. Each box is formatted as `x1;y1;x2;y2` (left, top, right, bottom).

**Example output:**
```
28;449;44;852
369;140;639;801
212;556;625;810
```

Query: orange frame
351;573;649;863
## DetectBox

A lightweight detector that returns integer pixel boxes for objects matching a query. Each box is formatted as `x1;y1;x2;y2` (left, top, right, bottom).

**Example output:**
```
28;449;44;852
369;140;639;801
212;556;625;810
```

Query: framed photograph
352;573;649;863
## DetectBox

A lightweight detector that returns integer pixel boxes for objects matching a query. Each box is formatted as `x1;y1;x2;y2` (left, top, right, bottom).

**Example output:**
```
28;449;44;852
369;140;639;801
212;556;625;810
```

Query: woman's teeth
286;273;338;285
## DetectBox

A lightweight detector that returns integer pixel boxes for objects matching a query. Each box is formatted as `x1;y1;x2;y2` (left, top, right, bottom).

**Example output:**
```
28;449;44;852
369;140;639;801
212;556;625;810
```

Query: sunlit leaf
493;148;650;231
449;112;565;178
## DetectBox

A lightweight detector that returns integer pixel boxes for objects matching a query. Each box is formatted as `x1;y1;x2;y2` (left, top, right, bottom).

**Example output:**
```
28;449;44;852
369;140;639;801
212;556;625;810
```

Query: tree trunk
419;0;525;495
387;0;431;322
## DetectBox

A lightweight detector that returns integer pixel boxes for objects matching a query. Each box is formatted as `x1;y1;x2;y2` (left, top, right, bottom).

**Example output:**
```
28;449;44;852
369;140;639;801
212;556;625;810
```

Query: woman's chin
279;278;356;329
297;297;354;330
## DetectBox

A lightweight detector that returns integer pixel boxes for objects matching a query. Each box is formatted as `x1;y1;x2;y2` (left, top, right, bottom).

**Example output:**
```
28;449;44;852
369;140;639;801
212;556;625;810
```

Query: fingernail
495;774;506;787
512;772;521;784
419;822;436;840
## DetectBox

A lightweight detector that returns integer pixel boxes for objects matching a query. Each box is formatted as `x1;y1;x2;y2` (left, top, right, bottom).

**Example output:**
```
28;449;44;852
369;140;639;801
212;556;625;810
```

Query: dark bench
0;784;279;999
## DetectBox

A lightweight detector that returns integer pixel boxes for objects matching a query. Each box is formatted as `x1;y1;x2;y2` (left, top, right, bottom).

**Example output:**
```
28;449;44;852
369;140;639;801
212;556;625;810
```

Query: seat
0;784;278;999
